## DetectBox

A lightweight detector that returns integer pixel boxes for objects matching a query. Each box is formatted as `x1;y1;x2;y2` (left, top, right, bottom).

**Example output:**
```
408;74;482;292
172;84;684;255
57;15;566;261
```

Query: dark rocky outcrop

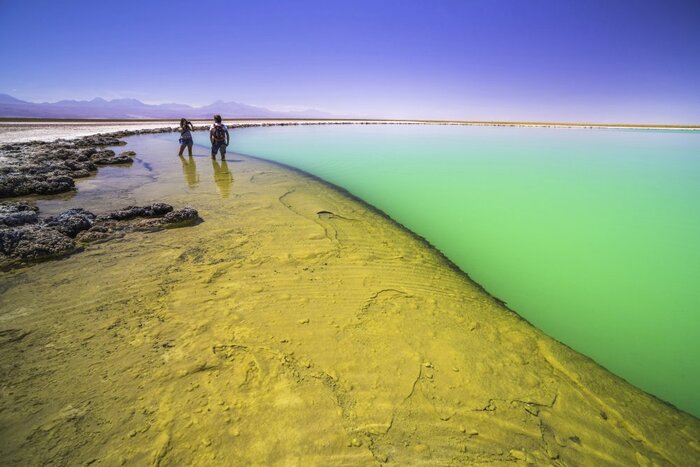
0;202;39;227
71;135;127;147
0;202;201;269
0;173;75;197
0;226;78;262
106;203;172;221
162;206;199;225
44;208;97;237
91;149;134;165
0;134;138;198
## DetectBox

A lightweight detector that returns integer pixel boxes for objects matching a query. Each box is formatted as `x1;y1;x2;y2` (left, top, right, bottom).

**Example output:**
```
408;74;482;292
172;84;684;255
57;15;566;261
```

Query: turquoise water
195;125;700;416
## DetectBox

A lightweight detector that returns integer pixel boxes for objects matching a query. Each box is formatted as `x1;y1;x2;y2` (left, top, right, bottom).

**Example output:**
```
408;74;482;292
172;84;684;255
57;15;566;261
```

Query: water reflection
179;155;200;188
212;159;233;198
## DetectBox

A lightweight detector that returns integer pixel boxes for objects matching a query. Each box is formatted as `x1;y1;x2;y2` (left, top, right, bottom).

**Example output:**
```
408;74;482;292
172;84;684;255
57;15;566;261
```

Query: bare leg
187;143;193;157
219;146;226;160
178;143;186;156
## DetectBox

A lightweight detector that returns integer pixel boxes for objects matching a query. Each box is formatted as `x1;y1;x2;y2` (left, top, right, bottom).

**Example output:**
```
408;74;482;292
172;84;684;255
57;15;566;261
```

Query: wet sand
0;132;698;465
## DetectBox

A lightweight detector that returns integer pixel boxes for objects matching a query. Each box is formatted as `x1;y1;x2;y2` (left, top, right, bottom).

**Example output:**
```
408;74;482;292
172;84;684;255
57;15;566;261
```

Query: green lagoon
194;124;700;416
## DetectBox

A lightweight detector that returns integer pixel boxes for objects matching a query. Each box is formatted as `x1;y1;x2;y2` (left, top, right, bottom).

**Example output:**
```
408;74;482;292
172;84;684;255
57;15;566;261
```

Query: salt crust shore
0;124;698;465
0;118;697;143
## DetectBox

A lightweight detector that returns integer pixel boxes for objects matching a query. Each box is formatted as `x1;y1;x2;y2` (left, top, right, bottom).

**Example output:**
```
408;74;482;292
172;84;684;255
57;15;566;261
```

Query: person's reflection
212;158;234;198
179;155;200;189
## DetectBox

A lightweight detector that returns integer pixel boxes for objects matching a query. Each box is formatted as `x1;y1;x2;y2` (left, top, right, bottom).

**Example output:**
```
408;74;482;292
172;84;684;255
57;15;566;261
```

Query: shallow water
188;124;700;417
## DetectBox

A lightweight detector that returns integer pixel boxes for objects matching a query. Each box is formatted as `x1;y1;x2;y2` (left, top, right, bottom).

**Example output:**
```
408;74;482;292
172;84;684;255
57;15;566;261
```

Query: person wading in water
210;115;230;159
177;118;195;157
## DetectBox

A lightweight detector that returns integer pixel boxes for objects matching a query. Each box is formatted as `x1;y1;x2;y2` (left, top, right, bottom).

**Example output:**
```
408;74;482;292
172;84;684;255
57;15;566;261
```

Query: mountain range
0;94;338;119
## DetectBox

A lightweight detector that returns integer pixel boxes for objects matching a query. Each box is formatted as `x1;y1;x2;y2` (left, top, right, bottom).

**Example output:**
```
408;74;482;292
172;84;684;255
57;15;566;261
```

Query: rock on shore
0;202;200;269
0;135;139;198
0;202;39;226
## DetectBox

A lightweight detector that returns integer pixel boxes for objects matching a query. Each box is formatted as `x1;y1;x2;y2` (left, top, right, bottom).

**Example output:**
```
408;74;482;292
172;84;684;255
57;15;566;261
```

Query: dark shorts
179;137;193;145
212;141;227;155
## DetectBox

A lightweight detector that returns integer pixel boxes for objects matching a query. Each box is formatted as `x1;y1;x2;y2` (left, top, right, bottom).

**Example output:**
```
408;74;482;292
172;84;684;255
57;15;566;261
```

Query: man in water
209;114;230;159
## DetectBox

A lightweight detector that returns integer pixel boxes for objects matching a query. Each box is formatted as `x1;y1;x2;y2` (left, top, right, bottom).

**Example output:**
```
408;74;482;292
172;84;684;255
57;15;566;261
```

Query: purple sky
1;0;699;123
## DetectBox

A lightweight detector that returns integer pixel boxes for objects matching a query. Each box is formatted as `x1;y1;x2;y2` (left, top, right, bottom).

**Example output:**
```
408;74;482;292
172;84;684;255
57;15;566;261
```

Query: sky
0;0;699;123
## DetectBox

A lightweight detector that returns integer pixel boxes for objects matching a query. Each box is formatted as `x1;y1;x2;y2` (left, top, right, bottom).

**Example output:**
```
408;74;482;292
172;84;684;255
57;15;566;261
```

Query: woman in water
178;118;195;157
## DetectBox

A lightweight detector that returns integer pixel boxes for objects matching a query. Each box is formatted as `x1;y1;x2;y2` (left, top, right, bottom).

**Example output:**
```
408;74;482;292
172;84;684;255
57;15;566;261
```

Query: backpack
213;124;227;141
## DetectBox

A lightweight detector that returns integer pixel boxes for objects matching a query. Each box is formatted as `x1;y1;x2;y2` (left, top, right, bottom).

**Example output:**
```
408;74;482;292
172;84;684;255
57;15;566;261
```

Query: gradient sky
1;0;699;123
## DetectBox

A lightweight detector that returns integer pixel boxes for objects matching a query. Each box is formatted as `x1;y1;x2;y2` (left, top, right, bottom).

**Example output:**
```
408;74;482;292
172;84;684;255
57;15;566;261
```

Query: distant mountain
0;94;338;119
0;94;27;105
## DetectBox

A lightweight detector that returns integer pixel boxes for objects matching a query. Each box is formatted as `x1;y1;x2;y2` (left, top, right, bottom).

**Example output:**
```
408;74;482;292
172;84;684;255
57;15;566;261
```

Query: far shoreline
1;117;698;131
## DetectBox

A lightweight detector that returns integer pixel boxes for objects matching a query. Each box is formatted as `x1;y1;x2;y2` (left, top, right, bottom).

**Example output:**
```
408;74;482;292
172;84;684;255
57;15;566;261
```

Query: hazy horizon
0;93;327;112
2;91;700;125
1;0;699;123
